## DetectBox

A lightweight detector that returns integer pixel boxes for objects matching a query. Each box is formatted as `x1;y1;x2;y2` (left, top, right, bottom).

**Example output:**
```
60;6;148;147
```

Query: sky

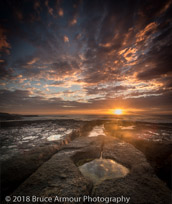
0;0;172;115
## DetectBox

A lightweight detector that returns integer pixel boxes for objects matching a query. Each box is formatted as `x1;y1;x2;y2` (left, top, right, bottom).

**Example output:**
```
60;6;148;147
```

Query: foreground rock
10;136;171;204
93;137;171;204
104;121;172;189
0;130;80;201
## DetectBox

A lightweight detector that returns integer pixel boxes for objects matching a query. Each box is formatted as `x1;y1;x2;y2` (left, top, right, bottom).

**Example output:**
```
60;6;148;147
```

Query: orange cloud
58;8;64;16
159;0;171;15
0;27;11;54
45;0;53;16
63;35;69;43
48;7;53;15
27;58;39;65
119;47;138;63
69;16;77;25
123;48;137;62
99;43;112;48
136;22;157;43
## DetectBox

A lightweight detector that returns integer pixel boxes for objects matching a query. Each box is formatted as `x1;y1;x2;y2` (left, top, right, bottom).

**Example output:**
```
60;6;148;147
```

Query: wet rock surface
104;121;172;189
10;135;171;204
0;128;81;201
0;119;82;161
92;137;171;204
1;120;172;203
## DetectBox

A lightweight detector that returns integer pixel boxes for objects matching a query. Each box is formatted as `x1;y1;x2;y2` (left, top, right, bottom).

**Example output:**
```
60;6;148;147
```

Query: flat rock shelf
10;135;171;204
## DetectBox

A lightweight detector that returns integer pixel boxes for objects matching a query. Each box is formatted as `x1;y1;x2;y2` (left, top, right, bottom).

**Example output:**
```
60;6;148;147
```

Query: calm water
2;114;172;123
79;158;129;184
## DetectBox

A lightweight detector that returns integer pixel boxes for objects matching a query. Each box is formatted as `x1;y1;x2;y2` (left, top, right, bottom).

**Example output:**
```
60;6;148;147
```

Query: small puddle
88;125;106;137
119;125;135;130
47;129;73;141
47;134;63;141
79;158;129;184
22;136;36;140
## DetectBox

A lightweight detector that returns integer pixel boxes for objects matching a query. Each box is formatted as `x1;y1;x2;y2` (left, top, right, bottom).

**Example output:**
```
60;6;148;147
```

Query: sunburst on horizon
114;109;123;115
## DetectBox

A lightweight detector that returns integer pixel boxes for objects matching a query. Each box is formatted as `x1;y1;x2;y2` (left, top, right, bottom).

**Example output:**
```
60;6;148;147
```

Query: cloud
159;0;172;15
136;22;157;43
136;41;172;81
48;81;65;87
51;59;79;78
69;16;77;26
0;27;11;54
63;35;69;43
0;89;31;106
0;88;85;114
27;57;39;65
58;8;64;16
85;85;128;96
99;43;112;48
0;0;172;114
34;1;41;11
45;0;54;16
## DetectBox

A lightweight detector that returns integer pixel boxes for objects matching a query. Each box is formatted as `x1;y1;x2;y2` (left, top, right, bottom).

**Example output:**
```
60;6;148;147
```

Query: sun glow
114;109;123;115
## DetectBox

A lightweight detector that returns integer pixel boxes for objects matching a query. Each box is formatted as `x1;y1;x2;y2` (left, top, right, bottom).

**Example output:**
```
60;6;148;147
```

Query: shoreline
0;119;171;203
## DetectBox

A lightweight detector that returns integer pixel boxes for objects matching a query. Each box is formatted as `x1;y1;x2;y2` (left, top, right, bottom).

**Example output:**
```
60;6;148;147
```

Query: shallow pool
79;158;129;184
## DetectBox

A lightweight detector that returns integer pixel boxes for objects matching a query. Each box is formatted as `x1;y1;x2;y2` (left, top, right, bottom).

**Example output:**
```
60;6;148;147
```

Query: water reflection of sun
114;109;123;115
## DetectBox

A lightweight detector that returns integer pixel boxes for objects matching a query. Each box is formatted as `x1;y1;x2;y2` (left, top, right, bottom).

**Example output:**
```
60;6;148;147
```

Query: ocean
2;114;172;123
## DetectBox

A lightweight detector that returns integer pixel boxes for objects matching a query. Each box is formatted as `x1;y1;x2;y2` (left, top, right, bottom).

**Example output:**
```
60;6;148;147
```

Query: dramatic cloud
58;8;64;16
63;35;69;43
0;27;11;54
0;0;171;114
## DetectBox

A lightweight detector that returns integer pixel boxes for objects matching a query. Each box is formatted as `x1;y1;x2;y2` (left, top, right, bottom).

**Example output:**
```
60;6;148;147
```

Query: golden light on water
114;109;123;115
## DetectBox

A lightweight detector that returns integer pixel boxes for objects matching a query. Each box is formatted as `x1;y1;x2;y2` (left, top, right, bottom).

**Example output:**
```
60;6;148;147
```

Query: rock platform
10;135;171;204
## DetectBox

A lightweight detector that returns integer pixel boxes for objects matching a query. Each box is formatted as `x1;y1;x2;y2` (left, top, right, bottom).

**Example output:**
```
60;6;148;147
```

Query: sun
114;109;123;115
